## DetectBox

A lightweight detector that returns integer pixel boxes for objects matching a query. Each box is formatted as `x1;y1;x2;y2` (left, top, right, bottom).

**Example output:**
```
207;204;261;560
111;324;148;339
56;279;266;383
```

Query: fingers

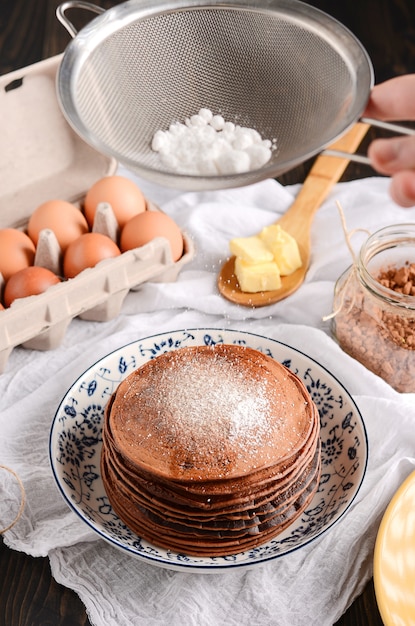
368;136;415;175
389;171;415;207
368;136;415;206
364;74;415;121
363;74;415;207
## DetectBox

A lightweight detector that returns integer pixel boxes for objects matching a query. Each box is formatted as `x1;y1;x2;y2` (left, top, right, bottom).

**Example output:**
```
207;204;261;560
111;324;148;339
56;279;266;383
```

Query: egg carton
0;55;194;373
0;230;193;373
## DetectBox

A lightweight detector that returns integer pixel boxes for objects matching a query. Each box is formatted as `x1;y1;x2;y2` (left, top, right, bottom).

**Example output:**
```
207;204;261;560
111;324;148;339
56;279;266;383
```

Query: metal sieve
56;0;379;190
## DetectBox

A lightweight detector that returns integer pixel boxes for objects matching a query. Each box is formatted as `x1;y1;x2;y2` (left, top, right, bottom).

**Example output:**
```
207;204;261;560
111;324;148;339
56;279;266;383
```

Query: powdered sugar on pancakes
108;344;313;481
138;352;271;443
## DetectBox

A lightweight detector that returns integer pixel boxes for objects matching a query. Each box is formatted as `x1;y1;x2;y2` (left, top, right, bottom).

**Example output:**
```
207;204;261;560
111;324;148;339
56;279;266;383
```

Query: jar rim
358;223;415;309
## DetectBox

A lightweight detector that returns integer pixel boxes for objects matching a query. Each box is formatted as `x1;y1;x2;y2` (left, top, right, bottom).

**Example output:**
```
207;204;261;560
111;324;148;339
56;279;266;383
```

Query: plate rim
373;468;415;625
49;327;369;571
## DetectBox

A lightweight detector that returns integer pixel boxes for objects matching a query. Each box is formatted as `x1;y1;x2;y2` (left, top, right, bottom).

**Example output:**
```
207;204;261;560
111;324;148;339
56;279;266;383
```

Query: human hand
364;74;415;207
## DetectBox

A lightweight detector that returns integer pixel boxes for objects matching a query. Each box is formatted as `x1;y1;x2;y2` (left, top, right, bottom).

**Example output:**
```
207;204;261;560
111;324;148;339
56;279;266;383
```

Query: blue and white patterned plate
49;328;368;572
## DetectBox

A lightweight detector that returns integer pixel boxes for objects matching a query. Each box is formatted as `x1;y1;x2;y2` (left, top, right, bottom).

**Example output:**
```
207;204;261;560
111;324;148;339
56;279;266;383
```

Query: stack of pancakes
101;343;321;556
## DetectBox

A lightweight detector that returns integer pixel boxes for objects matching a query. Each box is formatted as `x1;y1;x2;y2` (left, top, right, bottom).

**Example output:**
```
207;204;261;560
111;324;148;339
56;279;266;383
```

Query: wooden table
1;0;414;623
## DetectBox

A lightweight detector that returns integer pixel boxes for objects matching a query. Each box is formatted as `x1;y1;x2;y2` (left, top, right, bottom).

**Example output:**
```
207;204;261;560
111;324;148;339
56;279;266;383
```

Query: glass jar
332;224;415;393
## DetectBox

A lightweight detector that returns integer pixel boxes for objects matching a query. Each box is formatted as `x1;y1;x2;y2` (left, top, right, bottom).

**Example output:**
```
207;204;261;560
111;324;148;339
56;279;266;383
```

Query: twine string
0;464;26;534
322;201;371;322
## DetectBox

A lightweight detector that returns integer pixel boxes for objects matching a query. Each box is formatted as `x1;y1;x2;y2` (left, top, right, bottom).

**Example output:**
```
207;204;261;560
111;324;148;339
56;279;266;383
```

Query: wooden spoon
217;122;370;307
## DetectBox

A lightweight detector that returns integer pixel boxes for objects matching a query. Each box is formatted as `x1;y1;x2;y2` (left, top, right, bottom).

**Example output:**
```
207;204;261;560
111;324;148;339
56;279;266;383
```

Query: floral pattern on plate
49;328;368;572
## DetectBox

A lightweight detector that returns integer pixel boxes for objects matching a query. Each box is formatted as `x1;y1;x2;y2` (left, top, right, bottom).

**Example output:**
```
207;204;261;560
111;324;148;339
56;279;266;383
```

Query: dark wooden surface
1;1;415;624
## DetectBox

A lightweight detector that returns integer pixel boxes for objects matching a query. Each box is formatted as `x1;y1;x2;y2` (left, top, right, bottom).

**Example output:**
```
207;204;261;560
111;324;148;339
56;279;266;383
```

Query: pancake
101;343;321;556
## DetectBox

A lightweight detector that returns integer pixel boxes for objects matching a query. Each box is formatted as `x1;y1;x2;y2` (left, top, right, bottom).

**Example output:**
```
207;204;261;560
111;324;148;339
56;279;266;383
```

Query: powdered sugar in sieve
151;108;276;176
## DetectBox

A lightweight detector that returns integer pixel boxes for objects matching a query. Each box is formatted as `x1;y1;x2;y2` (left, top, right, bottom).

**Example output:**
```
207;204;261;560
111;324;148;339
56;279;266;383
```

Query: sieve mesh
58;1;373;190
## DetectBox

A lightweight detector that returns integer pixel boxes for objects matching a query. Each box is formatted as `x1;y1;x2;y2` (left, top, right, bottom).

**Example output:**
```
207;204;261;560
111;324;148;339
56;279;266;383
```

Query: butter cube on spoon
234;257;281;293
229;236;273;264
259;225;302;275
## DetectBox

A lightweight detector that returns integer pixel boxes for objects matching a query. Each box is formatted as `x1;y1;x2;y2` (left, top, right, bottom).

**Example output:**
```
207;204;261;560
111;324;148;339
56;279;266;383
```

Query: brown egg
4;266;61;307
84;176;147;229
63;232;121;278
0;228;36;281
120;211;183;262
28;200;89;251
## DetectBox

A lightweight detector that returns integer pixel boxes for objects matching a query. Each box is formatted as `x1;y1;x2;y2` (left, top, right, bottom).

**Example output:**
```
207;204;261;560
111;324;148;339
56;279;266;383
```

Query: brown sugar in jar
332;224;415;393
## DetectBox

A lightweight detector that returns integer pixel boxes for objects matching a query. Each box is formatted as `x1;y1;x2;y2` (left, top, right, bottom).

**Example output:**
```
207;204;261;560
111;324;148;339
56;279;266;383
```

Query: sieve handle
322;117;415;165
56;1;105;38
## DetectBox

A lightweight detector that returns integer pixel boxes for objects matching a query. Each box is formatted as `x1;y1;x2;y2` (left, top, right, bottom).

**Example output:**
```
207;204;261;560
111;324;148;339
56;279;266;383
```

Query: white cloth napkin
2;171;415;626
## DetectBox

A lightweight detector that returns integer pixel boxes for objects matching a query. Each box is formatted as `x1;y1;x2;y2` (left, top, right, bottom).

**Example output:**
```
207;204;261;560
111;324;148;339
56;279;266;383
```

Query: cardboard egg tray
0;55;194;373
